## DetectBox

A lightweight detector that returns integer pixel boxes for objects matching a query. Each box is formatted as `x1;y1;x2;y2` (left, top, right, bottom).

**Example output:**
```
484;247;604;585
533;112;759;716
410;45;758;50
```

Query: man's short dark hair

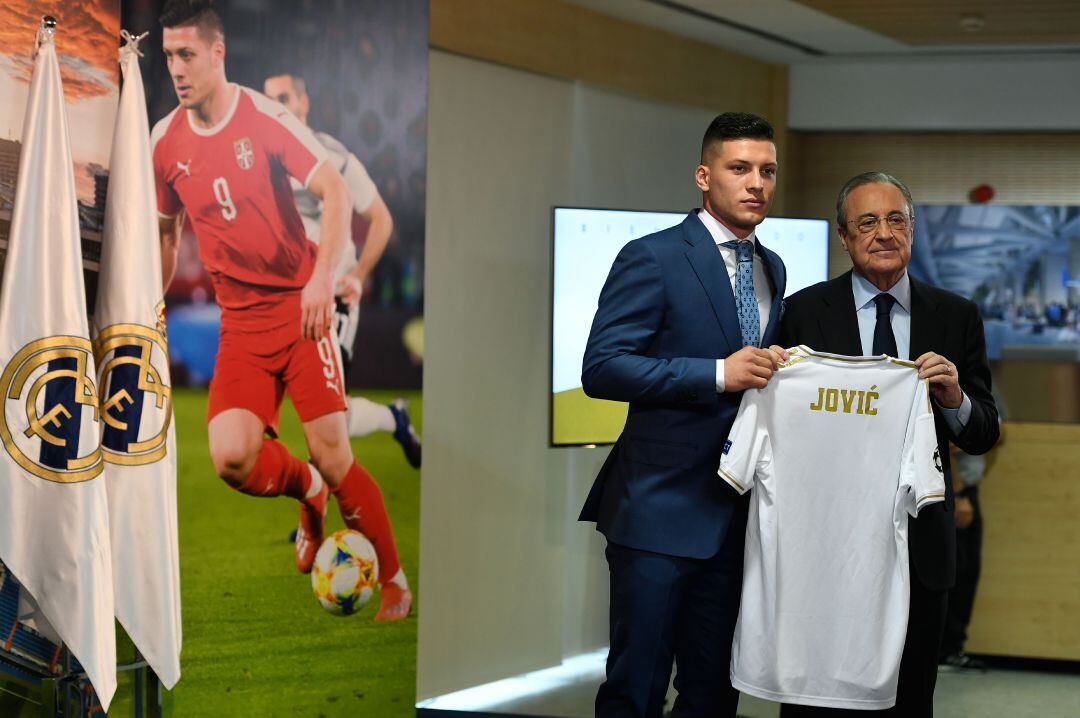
835;172;914;229
701;112;774;162
264;71;307;98
159;0;224;43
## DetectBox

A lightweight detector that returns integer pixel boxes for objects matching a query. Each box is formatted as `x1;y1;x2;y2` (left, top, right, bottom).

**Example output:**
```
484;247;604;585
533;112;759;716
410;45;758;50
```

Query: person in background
939;430;1003;672
263;71;421;469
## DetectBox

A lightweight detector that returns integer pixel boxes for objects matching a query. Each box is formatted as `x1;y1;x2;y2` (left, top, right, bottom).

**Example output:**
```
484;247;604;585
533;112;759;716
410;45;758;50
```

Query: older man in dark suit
777;172;999;717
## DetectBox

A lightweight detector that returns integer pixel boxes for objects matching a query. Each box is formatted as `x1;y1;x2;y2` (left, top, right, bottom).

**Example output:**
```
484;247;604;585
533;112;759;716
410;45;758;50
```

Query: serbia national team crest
0;336;103;483
94;323;172;466
234;136;254;170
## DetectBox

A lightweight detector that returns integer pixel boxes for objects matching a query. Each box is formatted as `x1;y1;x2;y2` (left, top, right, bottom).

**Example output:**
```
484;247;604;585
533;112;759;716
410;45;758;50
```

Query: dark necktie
722;240;760;347
872;293;898;357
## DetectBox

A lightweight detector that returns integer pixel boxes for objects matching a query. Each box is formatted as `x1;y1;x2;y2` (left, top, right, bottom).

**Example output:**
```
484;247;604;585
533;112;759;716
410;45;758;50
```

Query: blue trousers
595;523;745;718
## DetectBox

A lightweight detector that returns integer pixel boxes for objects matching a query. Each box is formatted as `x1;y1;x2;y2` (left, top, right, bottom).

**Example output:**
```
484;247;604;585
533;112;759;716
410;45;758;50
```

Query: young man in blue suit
580;113;788;718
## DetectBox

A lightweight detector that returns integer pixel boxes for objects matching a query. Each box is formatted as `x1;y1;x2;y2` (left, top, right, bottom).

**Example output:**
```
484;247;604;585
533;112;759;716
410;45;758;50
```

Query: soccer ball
311;530;379;616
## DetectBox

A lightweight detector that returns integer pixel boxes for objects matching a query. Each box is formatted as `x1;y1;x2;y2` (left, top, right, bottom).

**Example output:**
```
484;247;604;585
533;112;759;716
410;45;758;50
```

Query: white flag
0;19;115;709
93;33;181;689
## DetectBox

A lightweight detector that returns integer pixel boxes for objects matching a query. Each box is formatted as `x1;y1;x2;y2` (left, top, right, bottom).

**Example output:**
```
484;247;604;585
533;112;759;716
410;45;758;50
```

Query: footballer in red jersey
152;0;410;621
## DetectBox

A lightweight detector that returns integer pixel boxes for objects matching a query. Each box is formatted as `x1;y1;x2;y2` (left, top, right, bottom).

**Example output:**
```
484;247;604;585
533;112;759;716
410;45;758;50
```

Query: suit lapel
757;241;786;346
681;213;741;352
820;271;863;356
909;277;940;359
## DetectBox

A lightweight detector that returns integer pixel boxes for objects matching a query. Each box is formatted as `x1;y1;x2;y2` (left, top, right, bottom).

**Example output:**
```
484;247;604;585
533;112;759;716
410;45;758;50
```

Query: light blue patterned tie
722;240;760;347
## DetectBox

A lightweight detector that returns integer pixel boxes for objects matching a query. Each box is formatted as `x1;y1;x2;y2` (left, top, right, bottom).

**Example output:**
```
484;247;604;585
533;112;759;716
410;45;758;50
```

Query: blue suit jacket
579;211;787;559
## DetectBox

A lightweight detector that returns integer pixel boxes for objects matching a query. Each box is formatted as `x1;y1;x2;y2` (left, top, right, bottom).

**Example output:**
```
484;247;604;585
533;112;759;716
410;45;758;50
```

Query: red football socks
332;462;401;584
235;438;311;500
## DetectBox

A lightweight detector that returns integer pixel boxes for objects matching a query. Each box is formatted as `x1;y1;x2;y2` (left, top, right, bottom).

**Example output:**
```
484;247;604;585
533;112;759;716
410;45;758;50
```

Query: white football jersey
718;345;945;710
292;131;378;279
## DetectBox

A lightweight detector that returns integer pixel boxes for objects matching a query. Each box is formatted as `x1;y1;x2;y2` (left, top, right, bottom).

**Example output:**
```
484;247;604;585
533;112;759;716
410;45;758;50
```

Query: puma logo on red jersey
176;159;191;176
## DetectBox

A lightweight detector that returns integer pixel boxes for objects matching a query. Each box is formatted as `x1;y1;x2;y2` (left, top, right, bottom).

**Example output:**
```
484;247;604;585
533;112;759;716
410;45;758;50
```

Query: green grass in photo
167;388;420;718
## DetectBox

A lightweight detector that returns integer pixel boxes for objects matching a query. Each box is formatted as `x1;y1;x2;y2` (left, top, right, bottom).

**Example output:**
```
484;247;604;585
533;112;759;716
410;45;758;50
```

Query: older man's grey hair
835;172;914;230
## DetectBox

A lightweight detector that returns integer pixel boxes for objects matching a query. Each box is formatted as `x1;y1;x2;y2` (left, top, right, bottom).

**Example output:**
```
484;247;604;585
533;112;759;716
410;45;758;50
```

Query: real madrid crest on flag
234;136;254;169
0;16;117;709
0;335;103;482
94;323;172;466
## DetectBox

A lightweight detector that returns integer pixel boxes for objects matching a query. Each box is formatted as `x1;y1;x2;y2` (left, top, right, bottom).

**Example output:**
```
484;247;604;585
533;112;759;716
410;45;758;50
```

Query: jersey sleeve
718;389;770;495
899;377;946;516
342;152;378;214
265;107;329;189
152;140;182;218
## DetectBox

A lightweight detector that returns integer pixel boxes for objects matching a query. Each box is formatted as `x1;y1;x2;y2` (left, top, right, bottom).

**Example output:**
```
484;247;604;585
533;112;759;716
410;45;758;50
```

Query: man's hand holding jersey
914;351;963;408
724;345;790;392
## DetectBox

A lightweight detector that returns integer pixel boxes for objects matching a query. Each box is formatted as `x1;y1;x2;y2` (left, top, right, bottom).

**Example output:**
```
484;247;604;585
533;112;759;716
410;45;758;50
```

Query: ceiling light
959;14;985;33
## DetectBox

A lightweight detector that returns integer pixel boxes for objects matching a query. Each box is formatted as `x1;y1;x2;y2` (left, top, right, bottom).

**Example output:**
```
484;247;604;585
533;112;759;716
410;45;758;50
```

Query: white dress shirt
851;270;971;431
696;209;772;392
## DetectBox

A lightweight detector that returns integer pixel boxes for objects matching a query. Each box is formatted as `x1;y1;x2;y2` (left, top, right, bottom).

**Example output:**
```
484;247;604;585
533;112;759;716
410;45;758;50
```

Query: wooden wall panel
430;0;795;212
790;132;1080;276
430;0;779;115
966;423;1080;660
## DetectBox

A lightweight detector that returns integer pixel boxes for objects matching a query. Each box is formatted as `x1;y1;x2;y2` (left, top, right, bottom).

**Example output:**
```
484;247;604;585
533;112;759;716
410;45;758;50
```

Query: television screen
551;207;830;447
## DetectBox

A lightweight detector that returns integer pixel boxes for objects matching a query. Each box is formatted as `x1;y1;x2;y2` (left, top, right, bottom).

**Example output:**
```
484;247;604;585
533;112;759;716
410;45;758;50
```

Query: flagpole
95;23;181;694
0;13;116;709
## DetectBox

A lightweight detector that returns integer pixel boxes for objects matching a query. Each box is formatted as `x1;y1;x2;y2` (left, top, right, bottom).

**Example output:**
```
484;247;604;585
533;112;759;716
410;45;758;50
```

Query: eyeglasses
847;213;913;236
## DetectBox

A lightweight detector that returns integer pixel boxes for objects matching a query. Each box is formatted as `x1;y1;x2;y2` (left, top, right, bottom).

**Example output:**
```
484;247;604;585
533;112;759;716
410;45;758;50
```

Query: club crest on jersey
0;336;103;483
234;136;254;170
94;324;172;466
723;439;732;455
933;446;943;474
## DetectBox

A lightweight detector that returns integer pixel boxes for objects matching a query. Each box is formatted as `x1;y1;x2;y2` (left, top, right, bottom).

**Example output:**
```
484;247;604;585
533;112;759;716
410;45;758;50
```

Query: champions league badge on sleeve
93;323;172;466
0;336;103;483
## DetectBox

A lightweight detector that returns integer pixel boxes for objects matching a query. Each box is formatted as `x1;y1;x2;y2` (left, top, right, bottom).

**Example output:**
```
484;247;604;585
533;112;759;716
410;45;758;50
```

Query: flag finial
120;29;149;59
35;16;56;56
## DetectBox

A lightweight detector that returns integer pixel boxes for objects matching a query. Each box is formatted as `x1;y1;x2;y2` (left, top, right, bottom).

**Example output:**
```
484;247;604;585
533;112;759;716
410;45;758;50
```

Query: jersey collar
187;83;241;137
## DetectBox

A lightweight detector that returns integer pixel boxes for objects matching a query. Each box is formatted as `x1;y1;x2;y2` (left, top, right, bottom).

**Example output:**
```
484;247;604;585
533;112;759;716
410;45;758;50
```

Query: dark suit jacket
579;211;787;559
778;270;999;590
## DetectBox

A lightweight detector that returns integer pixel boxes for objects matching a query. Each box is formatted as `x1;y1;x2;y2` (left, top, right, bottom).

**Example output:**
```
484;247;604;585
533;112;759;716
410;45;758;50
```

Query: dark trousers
595;522;745;718
941;488;982;657
779;558;949;718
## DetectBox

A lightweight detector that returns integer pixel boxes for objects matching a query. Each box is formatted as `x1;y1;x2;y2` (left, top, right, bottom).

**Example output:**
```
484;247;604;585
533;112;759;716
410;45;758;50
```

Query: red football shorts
207;318;347;435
